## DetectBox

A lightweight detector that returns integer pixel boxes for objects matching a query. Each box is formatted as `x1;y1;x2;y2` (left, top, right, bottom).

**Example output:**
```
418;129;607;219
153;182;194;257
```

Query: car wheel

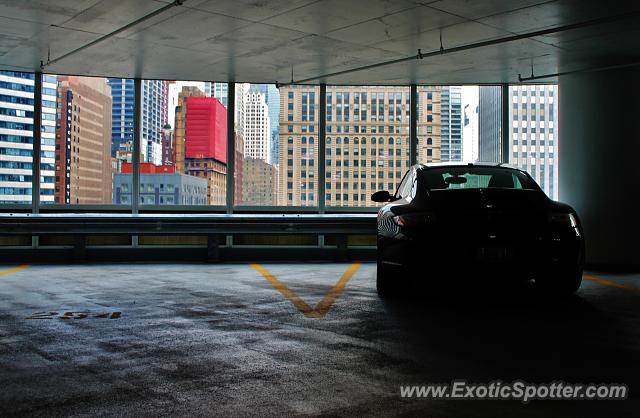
376;243;398;297
536;264;583;296
376;259;396;296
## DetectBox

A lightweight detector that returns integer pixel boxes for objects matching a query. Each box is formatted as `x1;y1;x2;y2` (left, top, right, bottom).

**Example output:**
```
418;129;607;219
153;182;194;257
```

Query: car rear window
419;167;537;191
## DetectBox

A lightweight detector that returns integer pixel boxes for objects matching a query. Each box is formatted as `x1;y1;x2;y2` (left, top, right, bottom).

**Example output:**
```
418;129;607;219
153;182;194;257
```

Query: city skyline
0;71;559;206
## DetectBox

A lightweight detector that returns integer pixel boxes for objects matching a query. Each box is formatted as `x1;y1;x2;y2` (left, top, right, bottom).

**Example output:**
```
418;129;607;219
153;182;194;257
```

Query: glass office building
0;71;56;203
108;79;168;165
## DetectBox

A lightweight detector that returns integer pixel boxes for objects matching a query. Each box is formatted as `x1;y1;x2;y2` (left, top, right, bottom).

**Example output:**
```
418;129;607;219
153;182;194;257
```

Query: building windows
320;86;411;208
508;85;558;199
0;74;558;211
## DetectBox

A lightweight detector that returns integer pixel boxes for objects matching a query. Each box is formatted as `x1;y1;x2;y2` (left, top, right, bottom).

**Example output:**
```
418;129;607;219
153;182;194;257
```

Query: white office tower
142;80;168;165
242;92;271;162
40;75;57;203
509;85;559;200
234;83;249;136
0;72;56;203
462;86;479;162
440;86;463;161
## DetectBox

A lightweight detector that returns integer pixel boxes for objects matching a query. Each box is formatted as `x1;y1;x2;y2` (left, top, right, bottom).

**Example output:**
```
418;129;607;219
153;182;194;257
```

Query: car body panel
375;163;584;281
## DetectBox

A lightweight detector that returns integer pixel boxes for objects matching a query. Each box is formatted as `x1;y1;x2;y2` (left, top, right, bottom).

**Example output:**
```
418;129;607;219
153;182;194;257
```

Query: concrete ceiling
1;0;639;84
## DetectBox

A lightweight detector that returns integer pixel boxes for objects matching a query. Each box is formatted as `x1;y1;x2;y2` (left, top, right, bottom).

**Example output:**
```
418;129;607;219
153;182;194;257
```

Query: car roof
416;162;523;171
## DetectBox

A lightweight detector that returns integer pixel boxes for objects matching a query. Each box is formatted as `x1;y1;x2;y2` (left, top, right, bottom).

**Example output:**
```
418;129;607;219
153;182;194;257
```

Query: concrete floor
0;263;638;417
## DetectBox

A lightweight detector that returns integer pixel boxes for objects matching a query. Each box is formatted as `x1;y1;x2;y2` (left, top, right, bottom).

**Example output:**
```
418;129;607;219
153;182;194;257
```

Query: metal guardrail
0;213;378;235
0;213;378;261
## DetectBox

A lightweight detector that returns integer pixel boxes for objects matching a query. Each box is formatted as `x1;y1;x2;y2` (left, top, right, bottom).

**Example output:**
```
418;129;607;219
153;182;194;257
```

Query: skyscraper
54;76;112;204
205;82;229;107
234;132;244;206
249;84;280;165
174;86;205;173
40;75;57;204
107;78;134;158
462;102;479;162
242;158;277;206
509;85;558;199
242;92;271;162
440;86;463;161
478;85;502;162
185;97;227;162
107;79;169;165
203;81;212;98
234;83;249;140
417;86;443;164
462;86;479;162
173;92;228;205
278;86;440;207
277;86;317;206
0;71;56;204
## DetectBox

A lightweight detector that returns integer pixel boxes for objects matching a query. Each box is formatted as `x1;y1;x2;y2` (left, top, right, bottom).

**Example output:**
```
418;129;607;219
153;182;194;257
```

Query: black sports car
371;163;585;296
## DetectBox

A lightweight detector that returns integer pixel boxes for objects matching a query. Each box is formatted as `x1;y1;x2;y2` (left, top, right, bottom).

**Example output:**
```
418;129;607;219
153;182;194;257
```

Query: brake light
392;213;435;227
549;212;577;228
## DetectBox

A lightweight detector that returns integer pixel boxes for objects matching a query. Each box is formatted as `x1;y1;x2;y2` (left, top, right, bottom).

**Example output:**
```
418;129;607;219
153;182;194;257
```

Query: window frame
0;76;553;216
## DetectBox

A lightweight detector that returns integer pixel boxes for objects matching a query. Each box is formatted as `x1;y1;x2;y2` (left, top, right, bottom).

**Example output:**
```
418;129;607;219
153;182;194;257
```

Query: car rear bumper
378;233;584;280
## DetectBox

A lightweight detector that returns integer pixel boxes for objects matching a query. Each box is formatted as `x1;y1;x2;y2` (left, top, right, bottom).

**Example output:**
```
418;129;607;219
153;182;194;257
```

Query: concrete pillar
559;67;640;267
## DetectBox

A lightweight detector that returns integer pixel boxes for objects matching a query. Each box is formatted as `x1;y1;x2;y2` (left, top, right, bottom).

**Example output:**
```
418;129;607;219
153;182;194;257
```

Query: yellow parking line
251;263;317;317
314;262;361;316
0;264;31;276
584;274;638;293
250;263;361;318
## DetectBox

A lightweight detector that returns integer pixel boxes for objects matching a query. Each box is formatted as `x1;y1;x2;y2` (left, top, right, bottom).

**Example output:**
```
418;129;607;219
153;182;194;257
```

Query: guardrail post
73;236;87;262
335;235;348;261
207;235;220;262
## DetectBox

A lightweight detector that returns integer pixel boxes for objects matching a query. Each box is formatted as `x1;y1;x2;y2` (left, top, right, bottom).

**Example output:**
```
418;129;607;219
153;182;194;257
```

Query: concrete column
559;67;640;267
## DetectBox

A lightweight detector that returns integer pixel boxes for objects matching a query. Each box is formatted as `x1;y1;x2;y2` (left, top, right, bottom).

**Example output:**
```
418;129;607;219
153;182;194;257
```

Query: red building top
121;162;175;174
185;97;227;163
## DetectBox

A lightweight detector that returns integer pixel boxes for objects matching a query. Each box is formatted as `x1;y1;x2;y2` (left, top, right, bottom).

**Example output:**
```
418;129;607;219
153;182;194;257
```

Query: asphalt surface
0;263;638;417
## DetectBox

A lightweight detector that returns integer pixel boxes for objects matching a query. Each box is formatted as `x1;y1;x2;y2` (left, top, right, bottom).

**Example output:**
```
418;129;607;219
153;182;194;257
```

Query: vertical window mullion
319;84;326;214
227;82;235;213
132;78;142;214
410;84;417;166
501;83;510;164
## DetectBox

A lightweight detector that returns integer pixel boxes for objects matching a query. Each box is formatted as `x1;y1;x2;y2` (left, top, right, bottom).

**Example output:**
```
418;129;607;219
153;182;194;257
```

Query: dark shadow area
379;279;639;396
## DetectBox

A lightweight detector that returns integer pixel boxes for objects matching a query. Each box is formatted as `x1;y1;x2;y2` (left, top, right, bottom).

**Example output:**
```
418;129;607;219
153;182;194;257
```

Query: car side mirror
371;190;392;202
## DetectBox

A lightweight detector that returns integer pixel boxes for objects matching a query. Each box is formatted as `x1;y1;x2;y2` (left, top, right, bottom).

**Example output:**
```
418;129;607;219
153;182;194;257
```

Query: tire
536;263;583;296
376;245;399;296
376;258;391;296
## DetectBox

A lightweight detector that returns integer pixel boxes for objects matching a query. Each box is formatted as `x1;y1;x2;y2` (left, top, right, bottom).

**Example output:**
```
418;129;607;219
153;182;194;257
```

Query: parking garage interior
1;1;639;416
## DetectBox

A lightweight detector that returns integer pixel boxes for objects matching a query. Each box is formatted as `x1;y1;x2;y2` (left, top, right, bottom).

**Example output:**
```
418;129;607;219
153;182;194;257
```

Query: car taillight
548;212;577;228
549;212;581;237
392;213;435;227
